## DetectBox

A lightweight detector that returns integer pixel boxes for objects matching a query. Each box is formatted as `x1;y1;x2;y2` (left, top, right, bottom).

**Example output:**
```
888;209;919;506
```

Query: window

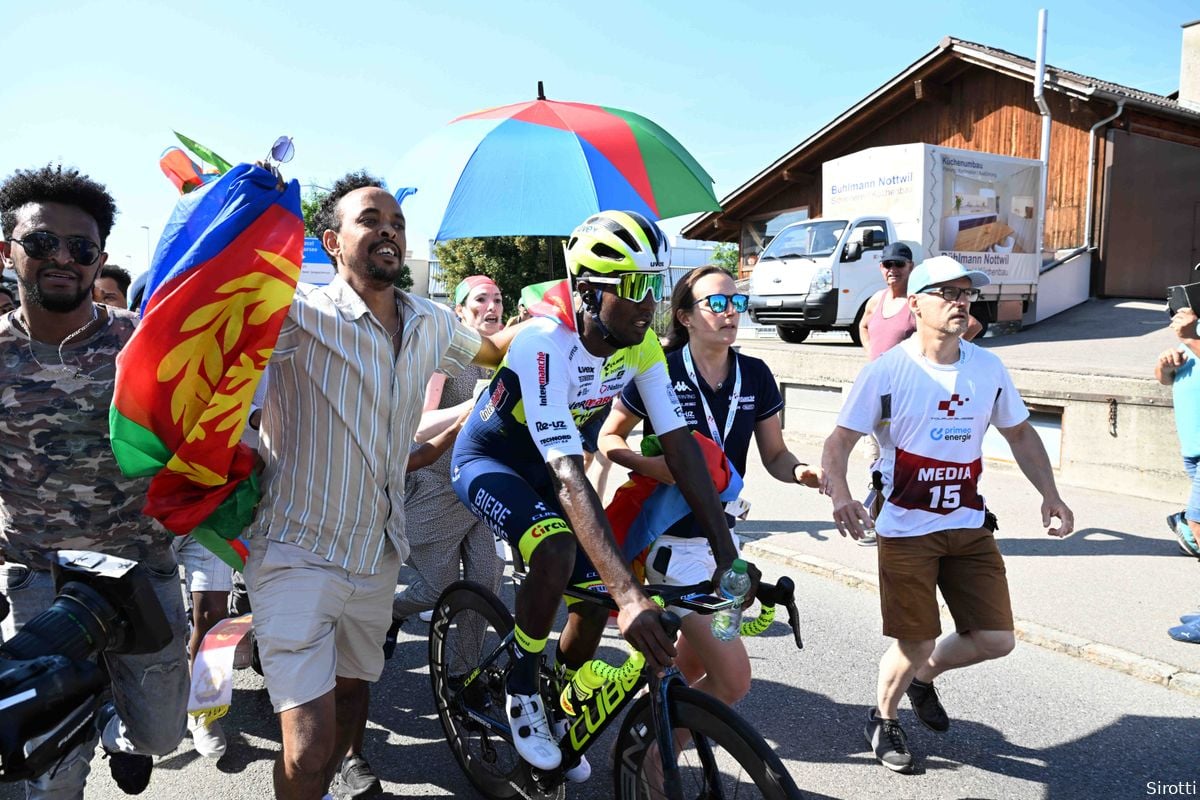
740;208;809;268
847;220;889;252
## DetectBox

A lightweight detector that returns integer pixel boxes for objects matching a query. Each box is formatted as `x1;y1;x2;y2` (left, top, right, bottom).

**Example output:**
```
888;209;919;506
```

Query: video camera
0;551;171;782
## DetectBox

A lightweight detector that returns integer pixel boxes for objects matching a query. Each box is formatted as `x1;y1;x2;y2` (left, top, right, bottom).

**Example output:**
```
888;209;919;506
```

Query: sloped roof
683;36;1199;239
944;37;1196;118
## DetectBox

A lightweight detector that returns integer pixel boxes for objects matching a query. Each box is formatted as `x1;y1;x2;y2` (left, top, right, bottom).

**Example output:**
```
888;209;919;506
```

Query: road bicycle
429;567;805;800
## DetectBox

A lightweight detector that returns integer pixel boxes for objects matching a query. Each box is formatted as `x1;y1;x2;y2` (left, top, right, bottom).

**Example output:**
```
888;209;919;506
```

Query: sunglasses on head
9;231;101;266
586;271;665;303
695;293;749;314
922;286;981;303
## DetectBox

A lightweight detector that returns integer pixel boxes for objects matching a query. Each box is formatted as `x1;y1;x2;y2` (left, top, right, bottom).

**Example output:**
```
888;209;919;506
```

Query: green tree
301;190;325;237
434;236;566;311
301;188;412;292
711;242;739;277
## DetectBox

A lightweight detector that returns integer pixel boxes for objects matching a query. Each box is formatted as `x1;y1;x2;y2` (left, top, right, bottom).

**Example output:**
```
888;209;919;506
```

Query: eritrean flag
523;279;576;331
606;431;743;576
111;164;304;569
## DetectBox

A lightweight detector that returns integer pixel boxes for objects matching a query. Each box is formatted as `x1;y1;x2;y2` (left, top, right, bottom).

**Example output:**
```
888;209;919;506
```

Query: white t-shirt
837;337;1029;537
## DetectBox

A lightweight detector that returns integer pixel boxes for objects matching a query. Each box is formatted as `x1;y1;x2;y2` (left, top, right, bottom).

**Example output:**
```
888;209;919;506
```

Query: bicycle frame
438;573;803;798
448;618;666;782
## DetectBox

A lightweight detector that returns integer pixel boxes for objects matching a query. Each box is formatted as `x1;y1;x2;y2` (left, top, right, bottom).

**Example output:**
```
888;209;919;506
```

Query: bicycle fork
649;670;687;800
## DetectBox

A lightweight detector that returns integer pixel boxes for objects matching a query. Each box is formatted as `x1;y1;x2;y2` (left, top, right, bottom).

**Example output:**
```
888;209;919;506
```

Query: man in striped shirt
243;172;515;800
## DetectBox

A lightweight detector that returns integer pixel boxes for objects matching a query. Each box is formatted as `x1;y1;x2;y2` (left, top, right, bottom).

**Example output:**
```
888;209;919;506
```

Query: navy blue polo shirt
621;348;784;482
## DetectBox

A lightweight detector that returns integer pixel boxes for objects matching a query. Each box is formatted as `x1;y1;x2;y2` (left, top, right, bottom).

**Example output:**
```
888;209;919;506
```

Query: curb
741;538;1200;699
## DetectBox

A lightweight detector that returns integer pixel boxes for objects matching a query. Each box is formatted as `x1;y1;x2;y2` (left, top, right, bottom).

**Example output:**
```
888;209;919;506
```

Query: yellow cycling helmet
565;210;671;276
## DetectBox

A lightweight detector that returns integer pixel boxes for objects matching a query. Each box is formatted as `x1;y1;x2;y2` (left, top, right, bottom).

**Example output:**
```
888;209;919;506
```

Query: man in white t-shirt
820;256;1073;774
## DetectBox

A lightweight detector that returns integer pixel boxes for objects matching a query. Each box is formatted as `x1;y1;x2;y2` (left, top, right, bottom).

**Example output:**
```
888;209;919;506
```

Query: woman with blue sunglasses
599;264;820;709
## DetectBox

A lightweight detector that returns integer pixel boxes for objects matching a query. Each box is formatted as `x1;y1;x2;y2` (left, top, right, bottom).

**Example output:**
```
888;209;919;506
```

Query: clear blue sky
1;0;1194;271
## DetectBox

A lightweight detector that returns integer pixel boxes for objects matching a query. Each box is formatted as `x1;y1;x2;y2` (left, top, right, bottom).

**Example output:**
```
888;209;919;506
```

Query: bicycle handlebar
643;577;803;651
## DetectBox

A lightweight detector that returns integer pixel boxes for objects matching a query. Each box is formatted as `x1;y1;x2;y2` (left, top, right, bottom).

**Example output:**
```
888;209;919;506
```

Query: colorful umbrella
393;83;721;242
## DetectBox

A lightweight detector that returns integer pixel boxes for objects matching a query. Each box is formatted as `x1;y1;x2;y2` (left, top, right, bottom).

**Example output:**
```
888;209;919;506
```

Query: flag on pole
110;164;304;569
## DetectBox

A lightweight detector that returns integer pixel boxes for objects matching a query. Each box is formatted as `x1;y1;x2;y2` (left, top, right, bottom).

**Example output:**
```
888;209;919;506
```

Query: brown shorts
877;526;1013;640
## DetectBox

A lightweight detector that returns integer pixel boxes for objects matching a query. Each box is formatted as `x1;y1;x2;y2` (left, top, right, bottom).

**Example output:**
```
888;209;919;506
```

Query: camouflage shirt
0;307;174;571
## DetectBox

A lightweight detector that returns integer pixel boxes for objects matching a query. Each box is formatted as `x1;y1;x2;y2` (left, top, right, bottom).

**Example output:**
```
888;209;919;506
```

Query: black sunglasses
694;293;749;314
10;231;101;266
922;286;981;303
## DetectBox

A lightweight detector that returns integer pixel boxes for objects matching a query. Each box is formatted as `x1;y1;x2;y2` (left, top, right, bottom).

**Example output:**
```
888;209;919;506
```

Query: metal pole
1033;9;1051;260
140;225;151;272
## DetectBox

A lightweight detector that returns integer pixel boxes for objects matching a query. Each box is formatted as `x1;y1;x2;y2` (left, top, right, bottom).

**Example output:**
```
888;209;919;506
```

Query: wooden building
684;32;1200;300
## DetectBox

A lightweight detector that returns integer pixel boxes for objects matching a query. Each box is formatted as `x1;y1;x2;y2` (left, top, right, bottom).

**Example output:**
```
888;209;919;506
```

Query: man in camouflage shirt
0;165;189;798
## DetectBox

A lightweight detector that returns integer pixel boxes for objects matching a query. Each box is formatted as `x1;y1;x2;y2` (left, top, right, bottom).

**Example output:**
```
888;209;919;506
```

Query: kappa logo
936;394;969;417
673;380;690;394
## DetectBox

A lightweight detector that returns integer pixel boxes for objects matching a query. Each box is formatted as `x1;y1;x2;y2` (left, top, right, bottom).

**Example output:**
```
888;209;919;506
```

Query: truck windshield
758;221;848;260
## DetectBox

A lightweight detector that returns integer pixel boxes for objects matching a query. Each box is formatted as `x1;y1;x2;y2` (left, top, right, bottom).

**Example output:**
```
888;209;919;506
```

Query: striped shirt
250;277;482;574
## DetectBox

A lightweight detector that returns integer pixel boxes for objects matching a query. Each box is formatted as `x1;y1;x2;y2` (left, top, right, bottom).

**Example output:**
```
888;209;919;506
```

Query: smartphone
1167;282;1200;317
679;592;735;612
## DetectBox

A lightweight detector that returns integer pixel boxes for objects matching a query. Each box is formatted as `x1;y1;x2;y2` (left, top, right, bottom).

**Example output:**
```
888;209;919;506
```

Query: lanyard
681;344;741;449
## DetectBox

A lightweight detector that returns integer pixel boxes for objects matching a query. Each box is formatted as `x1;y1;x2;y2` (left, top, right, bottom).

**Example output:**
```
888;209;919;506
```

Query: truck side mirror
842;242;862;262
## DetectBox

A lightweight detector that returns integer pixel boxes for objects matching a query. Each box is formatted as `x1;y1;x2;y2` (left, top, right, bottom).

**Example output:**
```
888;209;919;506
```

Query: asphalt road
7;556;1196;800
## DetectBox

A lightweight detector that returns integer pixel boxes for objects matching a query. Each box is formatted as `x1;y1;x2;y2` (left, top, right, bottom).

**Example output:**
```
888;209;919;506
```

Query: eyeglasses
881;260;910;269
586;272;665;303
695;293;749;314
9;231;101;266
922;286;981;303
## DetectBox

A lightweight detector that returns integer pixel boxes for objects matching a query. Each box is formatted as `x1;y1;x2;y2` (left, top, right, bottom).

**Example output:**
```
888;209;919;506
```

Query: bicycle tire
429;580;528;800
612;684;803;800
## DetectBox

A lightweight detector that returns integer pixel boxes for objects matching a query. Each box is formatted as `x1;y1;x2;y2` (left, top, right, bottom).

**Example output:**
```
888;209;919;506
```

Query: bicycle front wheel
429;580;524;800
612;684;803;800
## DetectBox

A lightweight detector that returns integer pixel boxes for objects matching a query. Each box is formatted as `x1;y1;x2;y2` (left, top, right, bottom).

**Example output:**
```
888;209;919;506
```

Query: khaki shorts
173;535;234;593
244;537;400;713
877;527;1013;641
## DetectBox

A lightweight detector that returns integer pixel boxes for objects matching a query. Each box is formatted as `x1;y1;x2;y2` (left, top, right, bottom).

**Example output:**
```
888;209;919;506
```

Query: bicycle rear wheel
612;684;803;800
429;580;525;800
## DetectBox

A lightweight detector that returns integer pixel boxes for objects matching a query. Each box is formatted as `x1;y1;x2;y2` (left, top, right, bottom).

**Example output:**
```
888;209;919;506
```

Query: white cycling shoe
553;718;591;782
506;691;561;770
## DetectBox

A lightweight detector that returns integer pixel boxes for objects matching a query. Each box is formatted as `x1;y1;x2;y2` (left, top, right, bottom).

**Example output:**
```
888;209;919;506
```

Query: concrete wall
740;343;1189;504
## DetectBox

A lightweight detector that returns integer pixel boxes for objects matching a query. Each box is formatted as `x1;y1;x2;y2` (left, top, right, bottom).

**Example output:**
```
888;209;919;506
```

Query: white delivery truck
748;143;1044;343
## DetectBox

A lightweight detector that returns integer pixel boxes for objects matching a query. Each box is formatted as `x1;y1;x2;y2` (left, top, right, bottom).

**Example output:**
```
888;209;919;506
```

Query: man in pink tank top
860;243;982;358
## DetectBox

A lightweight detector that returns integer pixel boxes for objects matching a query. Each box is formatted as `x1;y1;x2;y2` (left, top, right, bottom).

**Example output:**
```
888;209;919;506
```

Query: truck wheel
777;326;810;344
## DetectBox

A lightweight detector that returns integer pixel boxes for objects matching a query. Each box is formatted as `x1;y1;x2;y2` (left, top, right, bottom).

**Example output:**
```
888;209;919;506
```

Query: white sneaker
505;690;561;770
553;718;591;782
189;715;227;759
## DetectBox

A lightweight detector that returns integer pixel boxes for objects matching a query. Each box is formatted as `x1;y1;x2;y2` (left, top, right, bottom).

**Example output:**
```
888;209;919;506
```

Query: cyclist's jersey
452;315;685;587
457;315;686;472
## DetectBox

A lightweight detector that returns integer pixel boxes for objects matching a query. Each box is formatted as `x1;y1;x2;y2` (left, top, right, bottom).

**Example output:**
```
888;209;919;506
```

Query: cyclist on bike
451;210;751;775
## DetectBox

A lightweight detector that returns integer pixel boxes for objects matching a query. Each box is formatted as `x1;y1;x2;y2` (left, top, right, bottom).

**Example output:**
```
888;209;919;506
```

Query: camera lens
0;582;120;663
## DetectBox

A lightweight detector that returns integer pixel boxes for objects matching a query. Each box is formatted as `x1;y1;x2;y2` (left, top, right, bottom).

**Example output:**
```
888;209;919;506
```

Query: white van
747;143;1044;344
747;217;898;344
